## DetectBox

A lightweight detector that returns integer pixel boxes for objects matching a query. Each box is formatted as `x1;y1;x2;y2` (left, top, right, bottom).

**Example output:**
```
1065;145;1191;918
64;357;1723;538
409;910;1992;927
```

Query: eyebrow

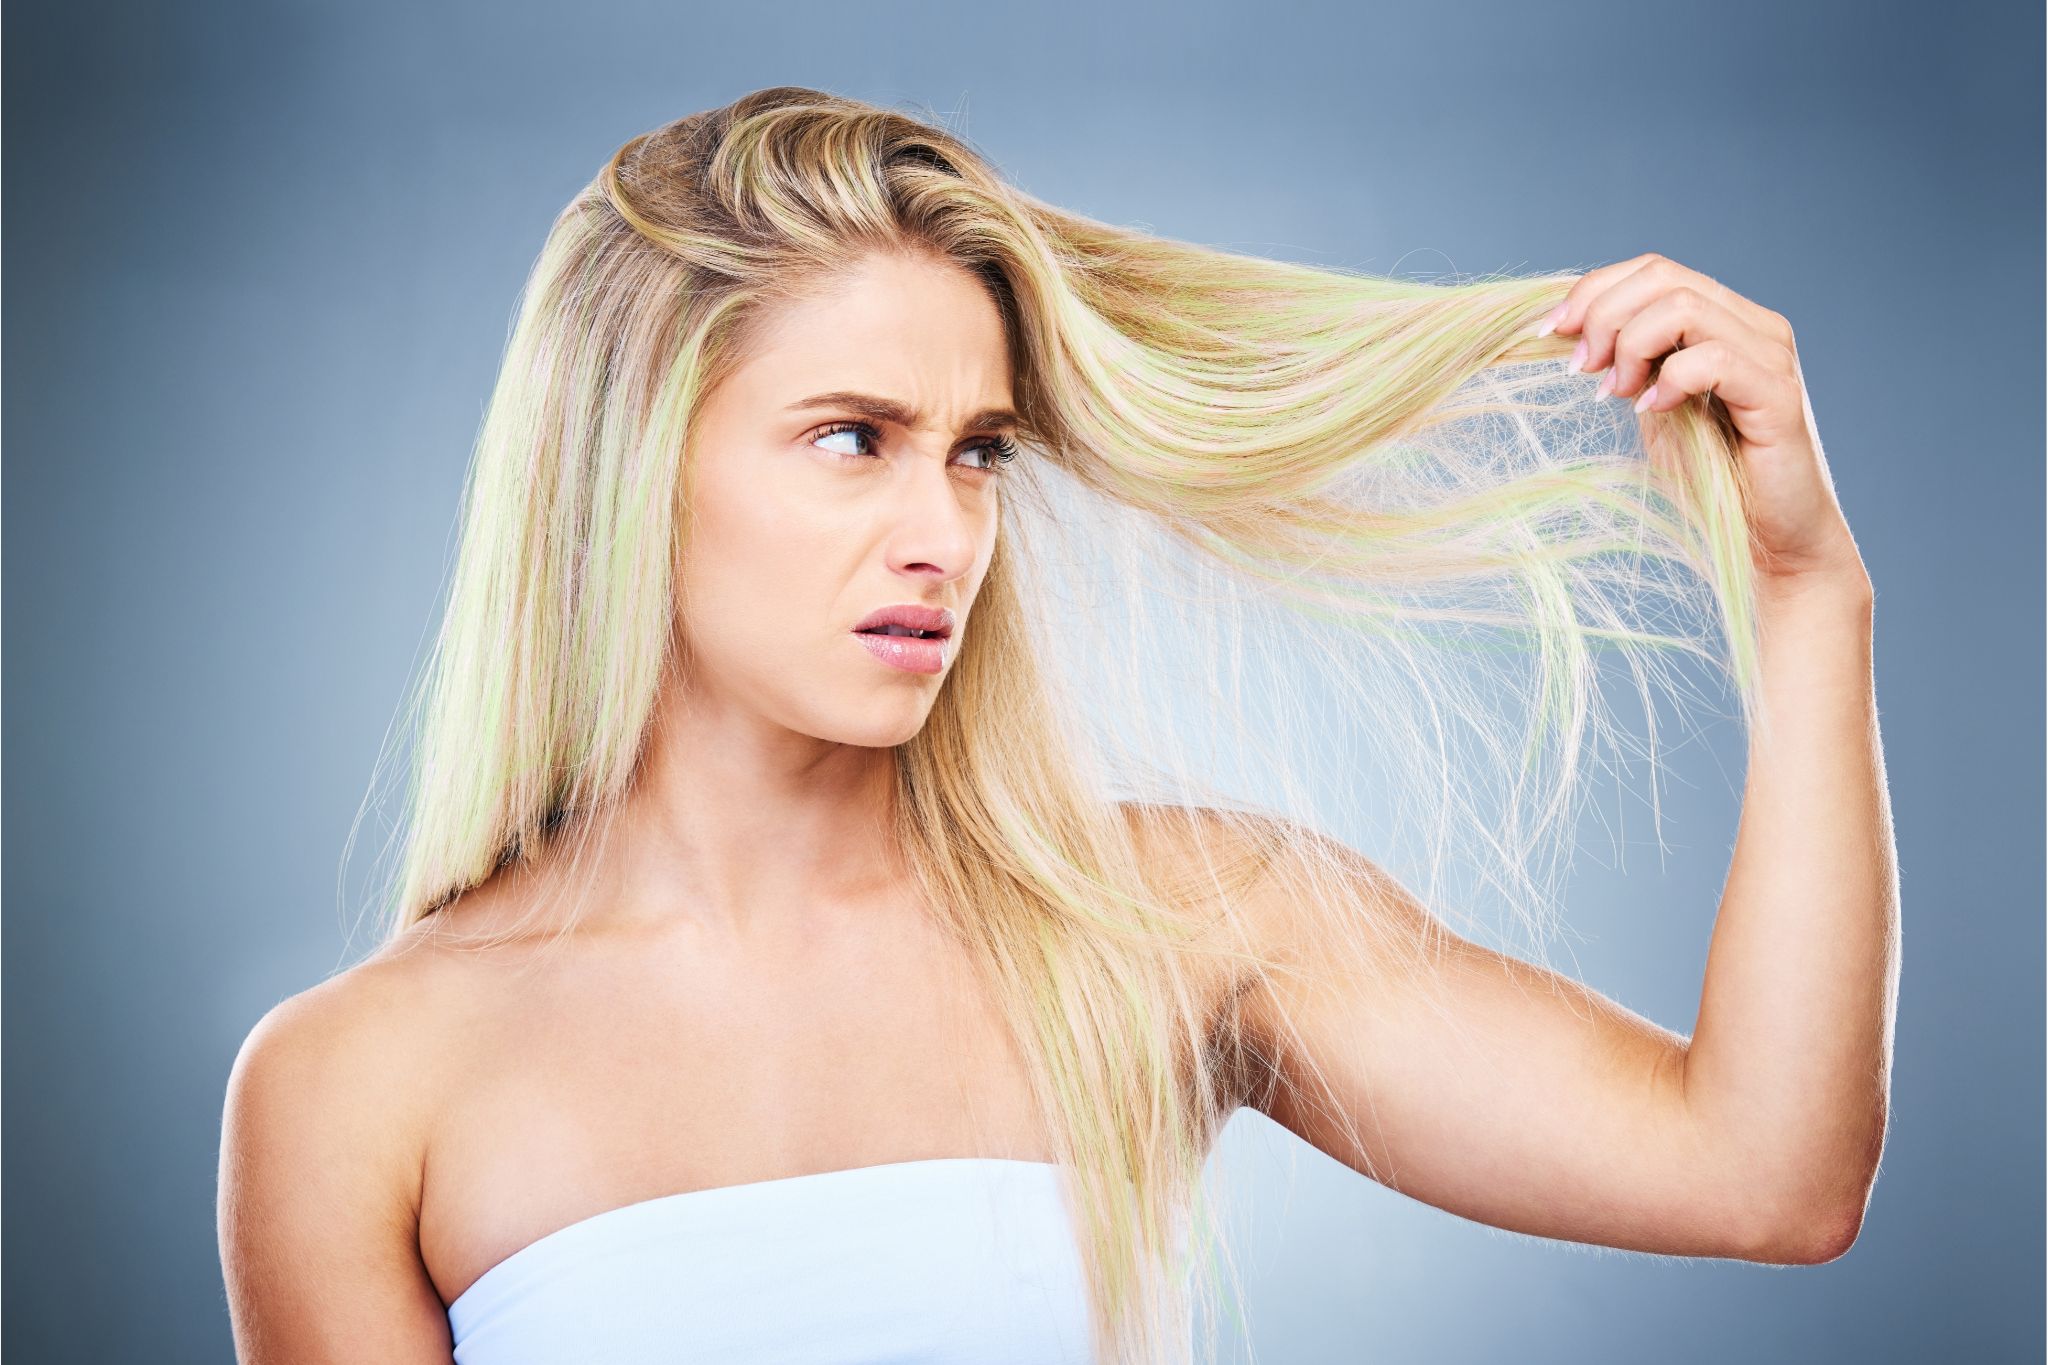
785;390;1019;434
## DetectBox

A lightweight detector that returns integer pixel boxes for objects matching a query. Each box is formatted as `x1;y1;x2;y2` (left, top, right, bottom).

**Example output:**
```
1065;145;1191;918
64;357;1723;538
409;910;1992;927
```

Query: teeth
872;624;932;637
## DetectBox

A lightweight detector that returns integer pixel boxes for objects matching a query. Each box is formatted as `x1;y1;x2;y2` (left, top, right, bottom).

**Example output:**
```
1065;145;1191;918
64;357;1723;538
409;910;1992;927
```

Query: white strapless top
446;1157;1102;1363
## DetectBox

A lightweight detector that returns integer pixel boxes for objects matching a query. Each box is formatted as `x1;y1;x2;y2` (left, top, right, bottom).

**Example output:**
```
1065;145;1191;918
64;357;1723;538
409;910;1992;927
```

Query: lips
851;604;955;639
852;627;948;675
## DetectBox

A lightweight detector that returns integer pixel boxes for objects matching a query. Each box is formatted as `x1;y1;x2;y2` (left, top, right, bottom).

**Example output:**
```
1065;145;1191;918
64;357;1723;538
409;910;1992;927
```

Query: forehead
724;251;1015;422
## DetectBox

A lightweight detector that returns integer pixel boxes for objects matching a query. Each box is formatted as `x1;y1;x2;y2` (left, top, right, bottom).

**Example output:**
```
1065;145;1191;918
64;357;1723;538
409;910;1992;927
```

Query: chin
837;709;935;749
793;689;936;749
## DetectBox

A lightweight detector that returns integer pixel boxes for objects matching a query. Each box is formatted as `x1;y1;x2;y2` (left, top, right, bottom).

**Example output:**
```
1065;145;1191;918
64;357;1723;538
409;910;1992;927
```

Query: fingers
1637;339;1805;448
1530;252;1799;432
1534;252;1655;339
1596;287;1785;406
1536;253;1794;359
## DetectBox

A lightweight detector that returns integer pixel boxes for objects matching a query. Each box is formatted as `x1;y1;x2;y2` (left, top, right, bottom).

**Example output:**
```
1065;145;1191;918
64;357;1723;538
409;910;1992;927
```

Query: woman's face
673;249;1015;749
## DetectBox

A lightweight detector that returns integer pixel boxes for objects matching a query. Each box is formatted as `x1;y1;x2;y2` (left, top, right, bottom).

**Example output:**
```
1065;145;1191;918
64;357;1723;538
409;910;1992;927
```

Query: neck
572;667;907;938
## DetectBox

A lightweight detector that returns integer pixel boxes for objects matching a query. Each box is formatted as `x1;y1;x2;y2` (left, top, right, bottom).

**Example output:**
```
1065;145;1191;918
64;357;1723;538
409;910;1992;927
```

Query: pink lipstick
851;604;955;676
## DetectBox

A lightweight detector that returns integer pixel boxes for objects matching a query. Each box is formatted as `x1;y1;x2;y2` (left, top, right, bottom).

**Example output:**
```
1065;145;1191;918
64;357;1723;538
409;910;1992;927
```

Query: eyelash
810;420;1018;472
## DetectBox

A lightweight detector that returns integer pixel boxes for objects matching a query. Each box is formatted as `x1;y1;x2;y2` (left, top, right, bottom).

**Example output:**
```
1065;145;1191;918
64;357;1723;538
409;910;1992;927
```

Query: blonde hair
359;86;1763;1363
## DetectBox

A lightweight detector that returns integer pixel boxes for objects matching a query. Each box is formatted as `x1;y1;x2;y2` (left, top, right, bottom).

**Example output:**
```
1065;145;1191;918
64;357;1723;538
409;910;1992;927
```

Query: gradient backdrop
6;1;2041;1360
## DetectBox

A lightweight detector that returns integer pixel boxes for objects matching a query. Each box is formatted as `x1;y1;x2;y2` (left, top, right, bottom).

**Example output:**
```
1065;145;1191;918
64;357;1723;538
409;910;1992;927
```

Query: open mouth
856;625;948;639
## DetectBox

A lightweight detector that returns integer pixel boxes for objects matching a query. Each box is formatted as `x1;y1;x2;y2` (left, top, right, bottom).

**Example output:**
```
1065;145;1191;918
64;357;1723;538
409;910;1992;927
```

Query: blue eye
812;421;878;459
809;420;1017;473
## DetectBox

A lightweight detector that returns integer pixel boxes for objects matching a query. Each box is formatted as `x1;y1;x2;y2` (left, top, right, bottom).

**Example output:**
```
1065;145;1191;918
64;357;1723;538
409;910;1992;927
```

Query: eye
811;421;1019;474
959;434;1019;472
811;420;879;460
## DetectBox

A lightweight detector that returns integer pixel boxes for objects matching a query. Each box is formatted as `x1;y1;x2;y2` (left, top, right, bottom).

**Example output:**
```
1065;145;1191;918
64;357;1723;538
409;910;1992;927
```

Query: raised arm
1211;253;1897;1265
1220;562;1889;1266
1675;566;1891;1252
1560;252;1898;1252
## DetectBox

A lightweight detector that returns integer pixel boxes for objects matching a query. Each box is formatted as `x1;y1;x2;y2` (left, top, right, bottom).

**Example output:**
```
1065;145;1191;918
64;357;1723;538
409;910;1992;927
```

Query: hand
1536;253;1869;596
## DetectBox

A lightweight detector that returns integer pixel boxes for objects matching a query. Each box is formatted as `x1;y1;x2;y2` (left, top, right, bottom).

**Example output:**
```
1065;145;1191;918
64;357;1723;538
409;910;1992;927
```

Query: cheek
969;509;1001;591
675;462;841;649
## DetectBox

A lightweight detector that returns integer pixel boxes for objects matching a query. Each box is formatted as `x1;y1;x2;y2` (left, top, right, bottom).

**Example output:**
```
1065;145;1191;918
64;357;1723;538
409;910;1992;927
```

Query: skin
217;248;1898;1363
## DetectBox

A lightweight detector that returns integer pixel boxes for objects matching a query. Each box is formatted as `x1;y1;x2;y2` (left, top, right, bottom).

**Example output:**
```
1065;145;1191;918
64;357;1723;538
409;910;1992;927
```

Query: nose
882;450;985;583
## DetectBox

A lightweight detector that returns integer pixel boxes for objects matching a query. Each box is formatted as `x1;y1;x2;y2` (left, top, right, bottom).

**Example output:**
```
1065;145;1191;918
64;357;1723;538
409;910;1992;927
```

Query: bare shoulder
225;925;471;1133
1113;799;1424;960
1113;800;1296;904
1111;800;1420;996
1114;800;1470;1124
222;923;500;1215
1114;799;1463;1050
218;933;479;1361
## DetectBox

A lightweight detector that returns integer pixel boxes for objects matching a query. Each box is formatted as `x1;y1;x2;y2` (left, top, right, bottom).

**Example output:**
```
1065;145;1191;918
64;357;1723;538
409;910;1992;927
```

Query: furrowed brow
786;391;1018;433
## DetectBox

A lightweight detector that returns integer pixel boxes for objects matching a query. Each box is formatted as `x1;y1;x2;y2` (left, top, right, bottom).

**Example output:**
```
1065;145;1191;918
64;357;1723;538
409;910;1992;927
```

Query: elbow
1742;1157;1882;1265
1755;1198;1868;1265
1739;1101;1890;1266
1735;1161;1882;1266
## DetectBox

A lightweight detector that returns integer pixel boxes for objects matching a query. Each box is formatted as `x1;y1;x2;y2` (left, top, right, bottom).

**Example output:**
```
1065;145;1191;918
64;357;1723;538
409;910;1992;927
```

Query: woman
217;86;1897;1364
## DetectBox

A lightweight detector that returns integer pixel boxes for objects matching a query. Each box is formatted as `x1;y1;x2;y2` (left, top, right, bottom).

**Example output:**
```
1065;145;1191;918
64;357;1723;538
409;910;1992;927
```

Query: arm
1221;566;1892;1267
218;974;457;1363
1565;251;1900;1258
1215;252;1902;1265
1679;570;1894;1256
1225;830;1778;1264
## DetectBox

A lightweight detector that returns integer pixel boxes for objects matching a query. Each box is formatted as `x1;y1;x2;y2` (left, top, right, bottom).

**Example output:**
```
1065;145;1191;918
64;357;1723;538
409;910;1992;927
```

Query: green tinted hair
356;86;1762;1363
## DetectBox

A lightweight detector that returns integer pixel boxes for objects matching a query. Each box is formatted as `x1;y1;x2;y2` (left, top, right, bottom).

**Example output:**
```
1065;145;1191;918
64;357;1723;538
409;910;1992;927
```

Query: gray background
6;0;2041;1360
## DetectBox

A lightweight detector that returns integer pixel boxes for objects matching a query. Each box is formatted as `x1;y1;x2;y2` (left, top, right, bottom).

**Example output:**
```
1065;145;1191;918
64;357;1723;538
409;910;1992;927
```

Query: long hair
358;86;1764;1363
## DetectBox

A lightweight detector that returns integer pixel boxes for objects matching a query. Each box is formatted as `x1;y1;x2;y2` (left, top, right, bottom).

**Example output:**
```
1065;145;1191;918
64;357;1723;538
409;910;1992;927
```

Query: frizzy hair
356;86;1766;1363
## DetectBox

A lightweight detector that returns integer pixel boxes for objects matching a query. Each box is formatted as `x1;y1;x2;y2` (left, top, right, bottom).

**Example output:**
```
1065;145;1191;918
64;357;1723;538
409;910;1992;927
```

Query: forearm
1680;568;1899;1242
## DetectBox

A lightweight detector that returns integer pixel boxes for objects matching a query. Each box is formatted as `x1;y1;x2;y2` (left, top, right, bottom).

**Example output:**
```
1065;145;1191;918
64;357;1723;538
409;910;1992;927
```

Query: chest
416;914;1048;1310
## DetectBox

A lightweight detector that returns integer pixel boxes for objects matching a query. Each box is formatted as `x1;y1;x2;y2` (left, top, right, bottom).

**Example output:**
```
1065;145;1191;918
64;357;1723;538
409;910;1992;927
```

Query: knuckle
1661;342;1706;378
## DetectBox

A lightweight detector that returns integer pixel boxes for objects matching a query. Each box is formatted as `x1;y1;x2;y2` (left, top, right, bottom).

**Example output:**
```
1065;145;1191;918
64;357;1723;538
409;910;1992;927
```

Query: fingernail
1633;383;1659;413
1595;369;1616;399
1533;301;1567;339
1570;338;1589;372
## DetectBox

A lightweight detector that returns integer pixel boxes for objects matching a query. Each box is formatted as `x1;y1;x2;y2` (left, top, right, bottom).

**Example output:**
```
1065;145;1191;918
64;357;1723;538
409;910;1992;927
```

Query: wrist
1754;564;1875;637
1754;547;1873;614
